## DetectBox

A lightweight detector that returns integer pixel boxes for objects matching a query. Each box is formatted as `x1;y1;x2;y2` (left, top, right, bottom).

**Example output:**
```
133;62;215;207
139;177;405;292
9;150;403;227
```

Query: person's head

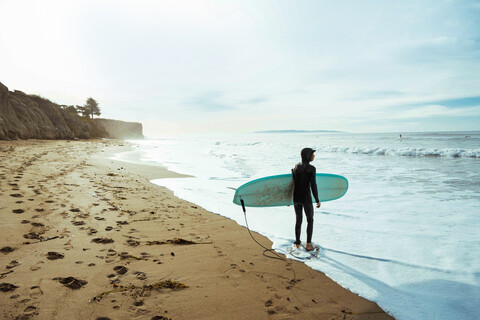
300;148;316;163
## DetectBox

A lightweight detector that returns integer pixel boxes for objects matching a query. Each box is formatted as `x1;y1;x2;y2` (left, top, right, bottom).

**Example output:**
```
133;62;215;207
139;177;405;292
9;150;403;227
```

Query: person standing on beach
292;148;321;251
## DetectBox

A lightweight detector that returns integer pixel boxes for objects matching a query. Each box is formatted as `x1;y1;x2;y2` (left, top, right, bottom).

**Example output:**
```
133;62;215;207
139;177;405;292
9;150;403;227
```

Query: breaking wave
319;146;480;158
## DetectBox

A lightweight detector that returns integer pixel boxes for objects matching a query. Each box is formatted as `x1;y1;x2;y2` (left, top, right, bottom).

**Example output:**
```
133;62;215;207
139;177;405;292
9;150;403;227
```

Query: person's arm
310;167;320;207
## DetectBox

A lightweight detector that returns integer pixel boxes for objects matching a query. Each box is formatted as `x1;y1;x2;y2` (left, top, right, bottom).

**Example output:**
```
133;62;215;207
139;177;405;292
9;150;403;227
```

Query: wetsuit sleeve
311;167;319;203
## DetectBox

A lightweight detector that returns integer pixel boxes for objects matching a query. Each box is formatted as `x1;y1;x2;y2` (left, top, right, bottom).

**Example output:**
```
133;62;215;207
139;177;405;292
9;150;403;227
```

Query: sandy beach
0;140;394;320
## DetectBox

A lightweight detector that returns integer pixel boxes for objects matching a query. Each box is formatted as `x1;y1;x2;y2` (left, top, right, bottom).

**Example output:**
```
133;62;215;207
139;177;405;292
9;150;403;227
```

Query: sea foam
319;146;480;158
123;131;480;320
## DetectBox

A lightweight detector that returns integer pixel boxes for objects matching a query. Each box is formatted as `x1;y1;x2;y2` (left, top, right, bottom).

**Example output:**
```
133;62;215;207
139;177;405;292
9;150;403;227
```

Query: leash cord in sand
240;199;297;283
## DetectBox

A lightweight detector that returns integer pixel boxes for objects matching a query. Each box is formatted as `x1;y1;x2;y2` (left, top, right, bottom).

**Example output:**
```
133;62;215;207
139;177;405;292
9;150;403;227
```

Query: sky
1;0;479;136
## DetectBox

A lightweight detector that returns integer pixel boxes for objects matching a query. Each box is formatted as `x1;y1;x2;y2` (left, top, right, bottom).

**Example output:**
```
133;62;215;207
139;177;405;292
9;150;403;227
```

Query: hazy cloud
409;96;480;109
242;96;270;105
346;91;408;101
184;92;232;112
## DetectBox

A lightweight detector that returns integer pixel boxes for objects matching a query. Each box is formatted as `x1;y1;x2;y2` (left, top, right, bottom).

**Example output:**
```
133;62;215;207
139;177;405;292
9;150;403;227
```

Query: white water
114;131;480;320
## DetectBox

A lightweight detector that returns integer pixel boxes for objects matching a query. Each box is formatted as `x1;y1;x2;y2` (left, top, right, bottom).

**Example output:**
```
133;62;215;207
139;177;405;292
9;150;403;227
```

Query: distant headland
254;130;343;134
0;81;143;140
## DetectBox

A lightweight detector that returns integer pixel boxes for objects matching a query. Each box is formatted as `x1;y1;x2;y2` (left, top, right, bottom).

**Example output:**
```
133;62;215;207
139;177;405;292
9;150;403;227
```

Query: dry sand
0;140;394;320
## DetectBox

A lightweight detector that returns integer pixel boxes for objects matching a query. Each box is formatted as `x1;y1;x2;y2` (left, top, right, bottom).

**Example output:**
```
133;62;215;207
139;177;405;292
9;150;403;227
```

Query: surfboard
233;173;348;207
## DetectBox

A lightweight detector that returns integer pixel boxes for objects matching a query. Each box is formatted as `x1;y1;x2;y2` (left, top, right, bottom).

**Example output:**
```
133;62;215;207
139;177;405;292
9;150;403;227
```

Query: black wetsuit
292;148;319;245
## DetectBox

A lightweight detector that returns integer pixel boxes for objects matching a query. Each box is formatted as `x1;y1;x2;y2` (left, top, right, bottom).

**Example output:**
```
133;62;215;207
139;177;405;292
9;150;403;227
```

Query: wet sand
0;139;394;319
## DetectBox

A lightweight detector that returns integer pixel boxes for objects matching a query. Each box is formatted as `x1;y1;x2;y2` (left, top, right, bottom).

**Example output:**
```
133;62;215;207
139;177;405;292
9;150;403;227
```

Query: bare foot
306;243;315;251
295;243;301;249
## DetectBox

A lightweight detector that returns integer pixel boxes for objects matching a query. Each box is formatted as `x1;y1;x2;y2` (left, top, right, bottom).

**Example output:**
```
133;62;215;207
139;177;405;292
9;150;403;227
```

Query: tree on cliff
65;106;78;114
77;98;101;119
92;101;101;118
76;105;87;117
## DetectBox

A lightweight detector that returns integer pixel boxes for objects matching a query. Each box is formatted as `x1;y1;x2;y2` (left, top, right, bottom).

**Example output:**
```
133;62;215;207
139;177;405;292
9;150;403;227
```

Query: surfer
292;148;321;251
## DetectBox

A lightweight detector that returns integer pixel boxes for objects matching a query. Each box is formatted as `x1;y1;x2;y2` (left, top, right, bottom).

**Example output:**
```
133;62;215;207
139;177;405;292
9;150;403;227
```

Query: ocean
114;131;480;320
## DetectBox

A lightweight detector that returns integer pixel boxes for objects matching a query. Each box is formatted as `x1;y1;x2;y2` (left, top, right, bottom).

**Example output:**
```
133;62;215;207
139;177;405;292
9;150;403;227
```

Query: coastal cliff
94;119;143;139
0;82;143;140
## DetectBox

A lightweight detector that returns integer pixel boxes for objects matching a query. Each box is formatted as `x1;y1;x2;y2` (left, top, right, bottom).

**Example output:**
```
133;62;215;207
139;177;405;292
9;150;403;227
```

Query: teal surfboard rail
233;173;348;207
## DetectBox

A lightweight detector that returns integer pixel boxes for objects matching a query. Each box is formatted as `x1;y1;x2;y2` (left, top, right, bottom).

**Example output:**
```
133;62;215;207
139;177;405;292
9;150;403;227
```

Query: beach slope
0;140;394;320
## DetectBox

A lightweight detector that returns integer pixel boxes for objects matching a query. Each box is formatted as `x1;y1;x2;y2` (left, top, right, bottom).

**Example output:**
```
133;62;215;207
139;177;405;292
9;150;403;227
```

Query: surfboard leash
240;199;298;284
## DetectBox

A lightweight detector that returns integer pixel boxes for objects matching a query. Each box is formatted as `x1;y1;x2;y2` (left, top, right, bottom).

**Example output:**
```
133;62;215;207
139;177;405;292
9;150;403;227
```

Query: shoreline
89;141;192;180
0;139;394;319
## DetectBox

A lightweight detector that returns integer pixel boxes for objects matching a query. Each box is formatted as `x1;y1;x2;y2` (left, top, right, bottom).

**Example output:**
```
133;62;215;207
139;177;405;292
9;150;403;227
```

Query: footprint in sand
0;283;18;292
134;271;147;280
23;305;38;317
31;222;44;227
6;260;20;269
29;261;44;272
133;300;144;306
47;252;64;260
113;266;128;275
29;286;43;299
140;252;150;258
53;277;88;290
59;228;71;237
0;246;15;254
92;238;114;244
64;240;73;250
151;315;171;320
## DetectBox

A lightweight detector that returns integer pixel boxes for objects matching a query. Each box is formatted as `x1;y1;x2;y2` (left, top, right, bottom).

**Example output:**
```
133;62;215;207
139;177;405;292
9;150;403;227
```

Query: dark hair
300;148;315;163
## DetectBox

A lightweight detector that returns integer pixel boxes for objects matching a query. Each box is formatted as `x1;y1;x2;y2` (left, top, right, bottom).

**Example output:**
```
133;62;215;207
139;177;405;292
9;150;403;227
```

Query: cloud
346;90;408;101
410;96;480;109
358;105;480;128
184;92;232;112
393;105;452;119
242;96;270;104
378;96;480;120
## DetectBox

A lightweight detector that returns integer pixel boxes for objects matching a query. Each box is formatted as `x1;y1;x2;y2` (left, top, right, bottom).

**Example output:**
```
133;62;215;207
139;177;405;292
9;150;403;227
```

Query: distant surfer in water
292;148;321;251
